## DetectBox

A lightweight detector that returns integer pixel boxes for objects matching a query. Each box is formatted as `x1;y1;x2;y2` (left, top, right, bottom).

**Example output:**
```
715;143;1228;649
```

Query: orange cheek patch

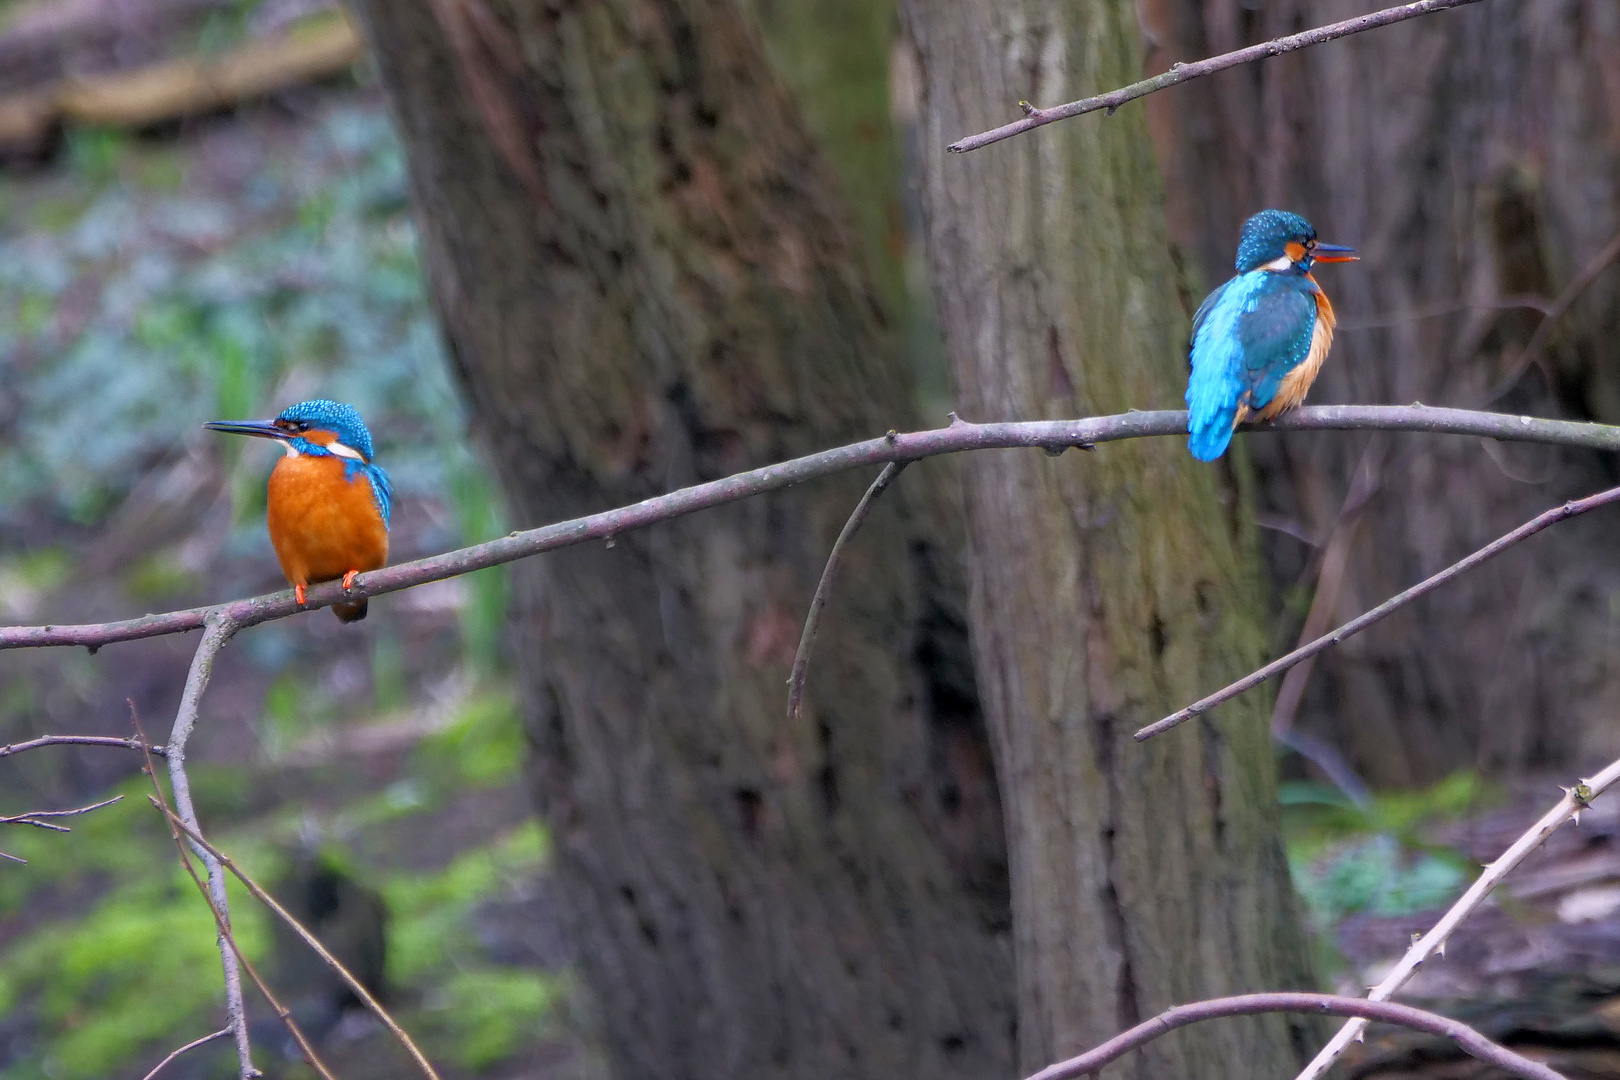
1285;240;1308;263
304;430;338;445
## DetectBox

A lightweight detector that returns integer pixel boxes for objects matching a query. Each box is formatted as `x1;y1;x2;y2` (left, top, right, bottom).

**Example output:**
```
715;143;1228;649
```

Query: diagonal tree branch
787;460;907;722
946;0;1485;154
1137;484;1620;741
140;1027;233;1080
5;405;1620;653
156;803;442;1080
1292;756;1620;1080
1027;992;1565;1080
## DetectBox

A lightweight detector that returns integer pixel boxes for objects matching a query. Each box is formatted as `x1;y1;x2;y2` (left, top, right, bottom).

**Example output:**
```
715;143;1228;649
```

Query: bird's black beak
204;419;290;441
1312;243;1358;264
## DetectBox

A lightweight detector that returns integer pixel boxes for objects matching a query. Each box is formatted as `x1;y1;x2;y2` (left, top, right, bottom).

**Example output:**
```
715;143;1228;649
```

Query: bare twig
1489;227;1620;403
1292;757;1620;1080
787;461;907;722
138;732;334;1080
0;794;123;830
154;802;442;1080
0;734;166;758
140;1027;233;1080
1028;992;1565;1080
946;0;1484;154
151;618;259;1078
1137;484;1620;741
7;406;1620;653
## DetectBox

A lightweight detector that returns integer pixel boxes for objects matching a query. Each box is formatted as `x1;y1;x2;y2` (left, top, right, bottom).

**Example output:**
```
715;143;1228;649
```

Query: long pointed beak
1313;243;1358;264
203;419;290;440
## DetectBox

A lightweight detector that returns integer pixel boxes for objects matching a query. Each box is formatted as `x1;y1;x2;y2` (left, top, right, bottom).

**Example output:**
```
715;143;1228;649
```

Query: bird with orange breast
206;399;392;622
1185;210;1358;461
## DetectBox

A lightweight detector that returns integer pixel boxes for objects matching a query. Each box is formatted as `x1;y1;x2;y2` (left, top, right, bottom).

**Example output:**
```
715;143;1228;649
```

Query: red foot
341;570;359;592
294;583;307;606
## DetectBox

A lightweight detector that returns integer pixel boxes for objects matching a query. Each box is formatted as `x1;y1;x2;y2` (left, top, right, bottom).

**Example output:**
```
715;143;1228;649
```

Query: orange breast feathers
1254;281;1337;422
266;452;389;589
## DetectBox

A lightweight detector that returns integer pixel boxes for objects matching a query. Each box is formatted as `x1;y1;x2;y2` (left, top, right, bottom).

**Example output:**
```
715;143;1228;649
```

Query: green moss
431;968;561;1069
417;690;525;788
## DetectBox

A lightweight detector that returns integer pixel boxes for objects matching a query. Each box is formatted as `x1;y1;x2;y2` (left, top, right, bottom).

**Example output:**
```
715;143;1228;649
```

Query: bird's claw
294;584;307;607
342;570;359;593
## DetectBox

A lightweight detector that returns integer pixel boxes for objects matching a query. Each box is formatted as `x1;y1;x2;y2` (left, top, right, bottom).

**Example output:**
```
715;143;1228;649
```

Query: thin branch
0;734;166;758
139;733;334;1080
787;461;907;722
151;618;259;1079
1137;484;1620;740
140;1027;233;1080
1292;757;1620;1080
1489;226;1620;402
946;0;1484;154
7;405;1620;652
154;802;442;1080
1027;992;1565;1080
0;794;123;830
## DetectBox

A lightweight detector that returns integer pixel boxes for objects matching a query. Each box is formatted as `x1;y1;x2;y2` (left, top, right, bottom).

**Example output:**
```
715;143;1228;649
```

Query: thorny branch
1137;484;1620;740
1027;992;1565;1080
946;0;1485;154
787;460;907;722
155;803;443;1080
1292;755;1620;1080
6;406;1619;652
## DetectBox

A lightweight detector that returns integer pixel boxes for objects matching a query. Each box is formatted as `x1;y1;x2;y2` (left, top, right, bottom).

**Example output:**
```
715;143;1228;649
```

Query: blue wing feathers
1186;272;1318;460
343;458;394;529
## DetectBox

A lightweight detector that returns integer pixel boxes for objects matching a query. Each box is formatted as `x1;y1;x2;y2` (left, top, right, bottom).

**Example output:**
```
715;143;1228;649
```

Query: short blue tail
1187;410;1236;461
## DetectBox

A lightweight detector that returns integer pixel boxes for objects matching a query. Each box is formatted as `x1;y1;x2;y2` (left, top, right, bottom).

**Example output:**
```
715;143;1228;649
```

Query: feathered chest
267;453;390;530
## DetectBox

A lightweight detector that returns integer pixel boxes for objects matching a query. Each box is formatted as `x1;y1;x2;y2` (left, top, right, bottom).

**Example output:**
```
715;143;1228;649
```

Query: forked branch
1027;992;1564;1080
1292;756;1620;1080
947;0;1485;154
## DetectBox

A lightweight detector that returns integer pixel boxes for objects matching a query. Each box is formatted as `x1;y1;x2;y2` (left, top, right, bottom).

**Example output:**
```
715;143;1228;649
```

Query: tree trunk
900;1;1317;1076
347;2;1015;1078
1142;0;1620;785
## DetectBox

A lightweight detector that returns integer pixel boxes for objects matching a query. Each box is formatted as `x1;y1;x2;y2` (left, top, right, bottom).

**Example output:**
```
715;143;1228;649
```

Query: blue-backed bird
1185;209;1358;461
205;400;392;622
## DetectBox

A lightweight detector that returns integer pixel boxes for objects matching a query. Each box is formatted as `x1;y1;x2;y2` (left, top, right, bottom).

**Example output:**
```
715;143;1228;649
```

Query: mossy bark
347;1;1015;1078
900;0;1318;1074
1144;0;1620;784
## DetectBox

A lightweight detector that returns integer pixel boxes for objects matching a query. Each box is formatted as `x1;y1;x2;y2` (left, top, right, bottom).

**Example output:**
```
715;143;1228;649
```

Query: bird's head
205;399;376;463
1234;209;1357;274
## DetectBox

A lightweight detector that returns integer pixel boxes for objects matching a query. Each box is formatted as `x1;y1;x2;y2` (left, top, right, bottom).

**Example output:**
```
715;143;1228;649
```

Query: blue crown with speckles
1234;210;1316;272
279;399;376;461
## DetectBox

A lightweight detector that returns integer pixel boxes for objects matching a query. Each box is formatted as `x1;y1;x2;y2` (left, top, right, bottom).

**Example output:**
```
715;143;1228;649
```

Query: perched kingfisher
1185;209;1358;461
206;400;392;622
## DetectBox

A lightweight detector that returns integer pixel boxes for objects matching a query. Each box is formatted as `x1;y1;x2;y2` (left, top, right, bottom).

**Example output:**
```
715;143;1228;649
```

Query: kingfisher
205;400;392;622
1185;209;1358;461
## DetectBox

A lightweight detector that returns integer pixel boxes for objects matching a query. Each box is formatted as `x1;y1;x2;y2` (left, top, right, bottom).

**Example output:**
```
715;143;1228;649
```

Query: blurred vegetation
0;82;563;1077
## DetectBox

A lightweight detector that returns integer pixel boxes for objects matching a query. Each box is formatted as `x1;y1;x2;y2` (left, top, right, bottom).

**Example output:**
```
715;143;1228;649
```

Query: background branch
1027;992;1565;1080
0;734;166;758
1138;484;1620;740
140;1027;232;1080
787;461;906;722
6;405;1619;653
946;0;1484;154
1292;754;1620;1079
157;804;442;1080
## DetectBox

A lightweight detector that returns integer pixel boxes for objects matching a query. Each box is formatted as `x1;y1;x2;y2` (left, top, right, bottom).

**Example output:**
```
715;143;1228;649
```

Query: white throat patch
1259;254;1295;272
326;441;366;462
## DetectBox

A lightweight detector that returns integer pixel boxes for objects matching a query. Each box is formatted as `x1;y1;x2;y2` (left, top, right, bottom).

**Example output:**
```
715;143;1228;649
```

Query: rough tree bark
348;2;1014;1078
1142;0;1620;785
900;0;1317;1076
